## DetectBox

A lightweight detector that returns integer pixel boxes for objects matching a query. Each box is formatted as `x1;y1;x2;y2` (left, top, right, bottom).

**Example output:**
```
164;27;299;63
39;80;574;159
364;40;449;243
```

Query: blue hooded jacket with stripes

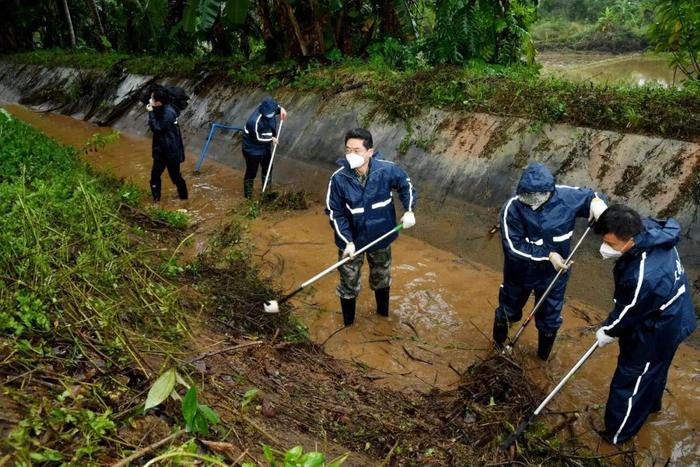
602;218;697;363
325;153;417;251
242;96;279;157
499;163;604;288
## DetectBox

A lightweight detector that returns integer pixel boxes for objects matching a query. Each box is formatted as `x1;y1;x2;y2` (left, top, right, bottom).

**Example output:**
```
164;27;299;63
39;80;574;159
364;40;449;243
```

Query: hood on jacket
259;96;278;116
516;163;555;195
630;218;680;254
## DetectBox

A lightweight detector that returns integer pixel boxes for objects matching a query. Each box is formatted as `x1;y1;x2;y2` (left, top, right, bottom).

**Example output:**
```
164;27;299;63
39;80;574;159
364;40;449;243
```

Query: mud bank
0;61;698;314
5;105;700;464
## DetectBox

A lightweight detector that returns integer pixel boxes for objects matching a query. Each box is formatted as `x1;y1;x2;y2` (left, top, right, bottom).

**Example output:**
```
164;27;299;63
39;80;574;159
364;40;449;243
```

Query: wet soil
5;104;700;464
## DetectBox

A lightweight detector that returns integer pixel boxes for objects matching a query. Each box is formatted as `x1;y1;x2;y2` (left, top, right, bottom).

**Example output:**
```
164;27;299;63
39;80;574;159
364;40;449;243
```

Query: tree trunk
61;0;77;47
309;0;326;54
379;0;401;39
85;0;106;50
258;0;283;62
278;0;309;57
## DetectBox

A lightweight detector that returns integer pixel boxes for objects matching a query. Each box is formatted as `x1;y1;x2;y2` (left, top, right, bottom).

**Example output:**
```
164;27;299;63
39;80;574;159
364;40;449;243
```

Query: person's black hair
594;204;642;239
152;88;170;105
344;128;373;149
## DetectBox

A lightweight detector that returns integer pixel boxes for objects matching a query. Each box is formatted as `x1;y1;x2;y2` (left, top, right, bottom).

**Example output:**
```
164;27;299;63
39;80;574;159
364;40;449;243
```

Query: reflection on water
538;51;685;88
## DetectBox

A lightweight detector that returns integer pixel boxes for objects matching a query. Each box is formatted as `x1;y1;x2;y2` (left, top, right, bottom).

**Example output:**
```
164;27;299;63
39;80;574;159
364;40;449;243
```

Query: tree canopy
0;0;539;66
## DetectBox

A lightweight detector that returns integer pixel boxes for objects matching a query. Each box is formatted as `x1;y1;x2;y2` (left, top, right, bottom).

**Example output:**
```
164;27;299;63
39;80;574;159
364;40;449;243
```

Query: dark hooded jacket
499;163;604;288
602;218;697;363
325;153;417;251
242;96;280;157
148;103;185;163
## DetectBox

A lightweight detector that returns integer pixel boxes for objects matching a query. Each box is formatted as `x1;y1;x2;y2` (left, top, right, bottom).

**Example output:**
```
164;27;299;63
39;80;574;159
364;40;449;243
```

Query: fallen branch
185;341;264;366
111;429;186;467
402;345;433;365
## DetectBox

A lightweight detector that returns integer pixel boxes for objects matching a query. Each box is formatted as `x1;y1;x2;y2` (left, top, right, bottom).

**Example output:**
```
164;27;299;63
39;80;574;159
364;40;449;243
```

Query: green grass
0;110;193;464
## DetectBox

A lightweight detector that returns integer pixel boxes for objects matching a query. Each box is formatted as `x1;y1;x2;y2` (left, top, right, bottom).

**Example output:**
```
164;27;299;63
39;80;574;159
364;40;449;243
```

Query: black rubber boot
151;184;161;202
537;331;557;361
375;287;390;317
340;298;356;326
243;179;254;199
493;320;509;348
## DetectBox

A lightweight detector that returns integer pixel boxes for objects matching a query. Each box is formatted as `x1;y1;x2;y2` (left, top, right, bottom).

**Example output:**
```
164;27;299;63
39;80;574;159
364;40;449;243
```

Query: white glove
342;242;356;258
401;211;416;229
596;328;615;348
272;137;279;145
549;252;569;271
590;198;607;221
146;103;154;112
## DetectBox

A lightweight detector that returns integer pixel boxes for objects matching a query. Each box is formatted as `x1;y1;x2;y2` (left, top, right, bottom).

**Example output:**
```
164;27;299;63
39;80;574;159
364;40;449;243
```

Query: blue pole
194;123;243;173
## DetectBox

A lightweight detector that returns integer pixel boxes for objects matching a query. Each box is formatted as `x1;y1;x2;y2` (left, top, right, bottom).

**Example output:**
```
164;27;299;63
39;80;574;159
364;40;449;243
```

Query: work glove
596;328;615;348
280;107;287;121
342;242;356;259
548;252;569;272
401;211;416;229
589;198;607;222
272;137;279;145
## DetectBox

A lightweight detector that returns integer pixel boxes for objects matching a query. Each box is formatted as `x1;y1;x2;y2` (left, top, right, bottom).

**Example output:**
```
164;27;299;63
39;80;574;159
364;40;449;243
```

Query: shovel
263;224;403;313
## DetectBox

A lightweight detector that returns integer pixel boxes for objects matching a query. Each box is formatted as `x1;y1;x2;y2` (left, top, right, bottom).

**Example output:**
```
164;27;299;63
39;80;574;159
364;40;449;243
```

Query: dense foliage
0;0;538;66
647;0;700;80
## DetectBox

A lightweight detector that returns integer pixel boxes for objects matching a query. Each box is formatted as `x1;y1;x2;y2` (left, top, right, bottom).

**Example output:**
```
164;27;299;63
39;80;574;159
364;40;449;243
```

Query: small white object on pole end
263;300;279;314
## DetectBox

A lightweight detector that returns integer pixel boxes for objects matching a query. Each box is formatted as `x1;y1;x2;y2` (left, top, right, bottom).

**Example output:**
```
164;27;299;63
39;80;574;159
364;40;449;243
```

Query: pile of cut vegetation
261;188;309;211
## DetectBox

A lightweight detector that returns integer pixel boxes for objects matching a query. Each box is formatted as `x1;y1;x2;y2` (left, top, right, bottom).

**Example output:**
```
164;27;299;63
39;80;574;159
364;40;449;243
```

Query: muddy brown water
538;51;685;87
5;104;700;464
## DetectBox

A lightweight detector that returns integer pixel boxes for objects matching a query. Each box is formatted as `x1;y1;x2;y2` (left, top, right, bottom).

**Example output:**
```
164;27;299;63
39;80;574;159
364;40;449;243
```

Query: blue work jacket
500;163;603;288
242;96;280;157
325;153;417;251
602;218;697;363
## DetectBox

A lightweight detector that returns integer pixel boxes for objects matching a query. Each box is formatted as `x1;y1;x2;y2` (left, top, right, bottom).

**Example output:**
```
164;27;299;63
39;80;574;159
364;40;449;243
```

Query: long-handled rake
263;224;403;313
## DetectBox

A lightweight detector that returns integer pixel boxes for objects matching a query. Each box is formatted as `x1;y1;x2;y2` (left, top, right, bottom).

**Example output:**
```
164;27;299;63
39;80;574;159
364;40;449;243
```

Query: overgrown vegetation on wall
6;50;699;141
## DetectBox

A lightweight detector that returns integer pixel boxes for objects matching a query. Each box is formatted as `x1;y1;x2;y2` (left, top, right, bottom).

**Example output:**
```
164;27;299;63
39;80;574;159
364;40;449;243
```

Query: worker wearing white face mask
592;204;696;445
324;128;417;326
493;163;608;360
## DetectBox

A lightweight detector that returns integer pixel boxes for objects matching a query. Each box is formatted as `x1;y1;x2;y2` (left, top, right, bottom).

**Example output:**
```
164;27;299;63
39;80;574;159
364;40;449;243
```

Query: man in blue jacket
147;88;188;202
493;163;607;360
593;205;696;444
241;96;287;198
325;128;417;326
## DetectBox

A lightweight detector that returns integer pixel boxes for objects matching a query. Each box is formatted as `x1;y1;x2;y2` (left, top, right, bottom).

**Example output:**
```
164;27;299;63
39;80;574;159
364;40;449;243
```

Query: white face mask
518;191;551;210
265;113;275;118
600;242;623;260
346;152;365;169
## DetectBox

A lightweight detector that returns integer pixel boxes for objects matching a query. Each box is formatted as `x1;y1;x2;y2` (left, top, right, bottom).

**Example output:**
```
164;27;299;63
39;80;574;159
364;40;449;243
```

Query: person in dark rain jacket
241;96;287;198
147;88;188;202
593;205;696;444
325;128;417;326
493;163;607;360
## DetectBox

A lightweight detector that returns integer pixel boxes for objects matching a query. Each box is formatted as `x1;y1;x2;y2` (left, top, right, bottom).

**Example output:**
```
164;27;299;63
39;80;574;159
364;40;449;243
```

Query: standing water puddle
5;104;700;463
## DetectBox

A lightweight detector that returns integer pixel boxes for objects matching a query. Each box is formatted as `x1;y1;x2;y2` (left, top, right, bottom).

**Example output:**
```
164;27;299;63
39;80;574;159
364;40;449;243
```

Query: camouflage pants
336;246;392;299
